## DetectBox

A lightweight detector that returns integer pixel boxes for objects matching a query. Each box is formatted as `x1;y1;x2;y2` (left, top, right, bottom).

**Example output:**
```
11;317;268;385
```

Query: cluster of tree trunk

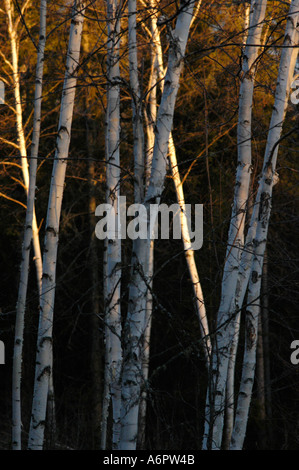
0;0;298;450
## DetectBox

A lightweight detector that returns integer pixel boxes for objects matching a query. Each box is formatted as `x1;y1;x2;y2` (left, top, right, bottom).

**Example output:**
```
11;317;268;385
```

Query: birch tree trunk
203;0;268;449
137;238;154;449
4;0;43;291
230;3;299;448
168;136;211;365
126;0;208;447
101;0;123;450
128;0;144;203
28;1;86;449
223;1;254;449
7;0;47;450
147;16;211;446
119;0;195;451
222;311;241;450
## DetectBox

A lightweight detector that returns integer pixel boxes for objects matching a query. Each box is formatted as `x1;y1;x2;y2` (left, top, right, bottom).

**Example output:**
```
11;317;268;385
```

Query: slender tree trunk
203;0;268;449
28;1;86;449
119;0;195;450
103;0;122;450
137;238;154;449
222;1;254;449
10;0;47;450
4;0;43;291
222;311;241;450
128;0;144;204
139;11;209;448
100;12;110;446
189;0;203;30
168;135;211;365
230;2;299;449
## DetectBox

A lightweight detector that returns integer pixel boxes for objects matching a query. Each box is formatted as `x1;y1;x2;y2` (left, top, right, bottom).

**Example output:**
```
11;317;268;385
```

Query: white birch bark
126;0;207;447
223;1;254;448
222;312;241;449
4;0;43;292
103;0;123;450
101;37;110;447
119;0;196;450
28;1;86;449
203;0;268;449
230;4;299;448
119;239;149;451
138;238;154;449
144;0;158;185
12;0;47;450
128;0;144;203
